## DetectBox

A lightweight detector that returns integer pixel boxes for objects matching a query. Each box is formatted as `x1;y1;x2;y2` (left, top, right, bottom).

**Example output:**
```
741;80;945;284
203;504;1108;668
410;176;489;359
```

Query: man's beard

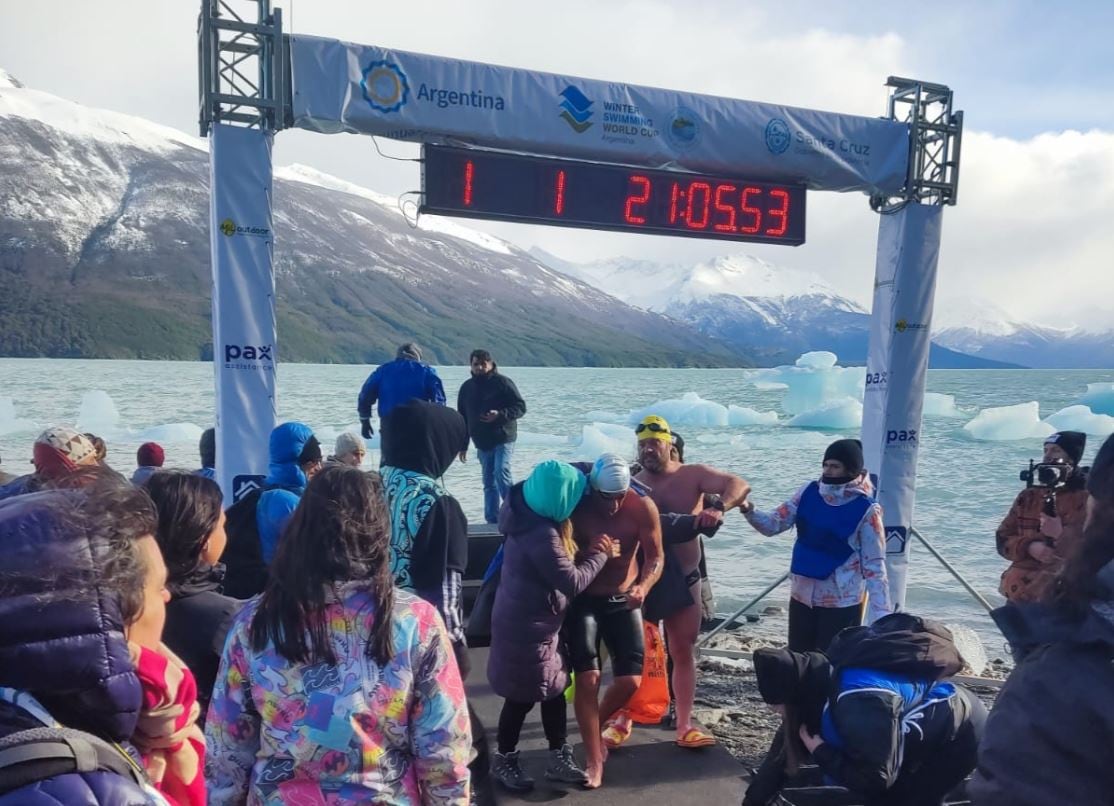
640;451;665;472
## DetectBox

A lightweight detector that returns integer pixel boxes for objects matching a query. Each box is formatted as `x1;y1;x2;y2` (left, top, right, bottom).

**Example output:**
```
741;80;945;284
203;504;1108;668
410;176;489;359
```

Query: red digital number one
686;182;711;229
669;182;682;224
739;187;762;233
555;170;567;216
463;160;474;207
713;184;737;232
624;175;651;225
765;189;789;236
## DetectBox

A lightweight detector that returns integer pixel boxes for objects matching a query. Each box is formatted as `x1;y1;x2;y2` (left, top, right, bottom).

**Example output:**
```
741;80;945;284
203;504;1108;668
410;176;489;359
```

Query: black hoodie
380;401;471;639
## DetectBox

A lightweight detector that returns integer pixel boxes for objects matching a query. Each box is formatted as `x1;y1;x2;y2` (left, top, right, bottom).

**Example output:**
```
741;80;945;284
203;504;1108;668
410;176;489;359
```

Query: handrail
696;525;1001;650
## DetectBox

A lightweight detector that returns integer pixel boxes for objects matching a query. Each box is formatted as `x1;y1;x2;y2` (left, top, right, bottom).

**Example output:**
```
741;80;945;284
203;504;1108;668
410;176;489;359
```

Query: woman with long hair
205;464;471;804
971;433;1114;805
487;460;614;792
144;471;241;717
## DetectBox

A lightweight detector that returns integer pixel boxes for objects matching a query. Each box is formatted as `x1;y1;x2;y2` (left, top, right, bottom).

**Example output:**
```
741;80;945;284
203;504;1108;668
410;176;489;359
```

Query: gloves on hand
360;419;374;439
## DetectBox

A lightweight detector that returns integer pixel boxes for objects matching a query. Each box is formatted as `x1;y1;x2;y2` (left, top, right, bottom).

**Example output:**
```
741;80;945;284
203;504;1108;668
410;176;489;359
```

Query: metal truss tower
872;77;963;212
198;0;285;136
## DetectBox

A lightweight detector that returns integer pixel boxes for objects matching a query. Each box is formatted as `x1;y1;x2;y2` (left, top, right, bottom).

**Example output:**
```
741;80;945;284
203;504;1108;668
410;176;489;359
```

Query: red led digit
555;169;567;216
669;182;682;223
686;181;711;229
766;189;789;236
739;187;762;233
713;184;737;232
463;160;474;207
624;175;651;225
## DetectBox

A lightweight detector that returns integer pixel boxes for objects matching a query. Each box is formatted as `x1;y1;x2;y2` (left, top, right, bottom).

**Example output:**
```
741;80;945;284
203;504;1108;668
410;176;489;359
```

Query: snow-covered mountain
533;251;1016;367
0;70;747;366
933;297;1114;369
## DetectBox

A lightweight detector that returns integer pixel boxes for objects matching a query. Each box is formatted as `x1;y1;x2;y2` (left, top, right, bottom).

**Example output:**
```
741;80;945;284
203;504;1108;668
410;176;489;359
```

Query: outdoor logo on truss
765;118;791;154
361;60;410;113
558;85;594;133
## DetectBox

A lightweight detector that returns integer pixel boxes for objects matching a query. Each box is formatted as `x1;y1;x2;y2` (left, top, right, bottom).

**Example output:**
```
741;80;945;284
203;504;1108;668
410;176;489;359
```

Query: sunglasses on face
597;490;625;501
635;422;669;435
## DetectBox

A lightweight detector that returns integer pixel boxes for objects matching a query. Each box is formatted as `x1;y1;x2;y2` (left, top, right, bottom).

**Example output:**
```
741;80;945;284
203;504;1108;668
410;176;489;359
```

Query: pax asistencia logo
219;218;270;238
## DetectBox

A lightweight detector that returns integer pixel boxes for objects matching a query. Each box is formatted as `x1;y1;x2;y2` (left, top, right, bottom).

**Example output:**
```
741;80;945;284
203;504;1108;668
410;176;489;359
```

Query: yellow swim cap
635;414;673;442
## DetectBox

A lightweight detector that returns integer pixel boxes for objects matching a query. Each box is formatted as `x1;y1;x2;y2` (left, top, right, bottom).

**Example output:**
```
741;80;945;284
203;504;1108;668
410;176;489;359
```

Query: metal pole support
910;526;996;616
697;571;789;648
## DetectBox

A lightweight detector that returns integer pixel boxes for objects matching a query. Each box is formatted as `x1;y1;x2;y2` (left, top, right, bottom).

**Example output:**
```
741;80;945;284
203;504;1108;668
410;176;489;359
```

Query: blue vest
791;481;872;580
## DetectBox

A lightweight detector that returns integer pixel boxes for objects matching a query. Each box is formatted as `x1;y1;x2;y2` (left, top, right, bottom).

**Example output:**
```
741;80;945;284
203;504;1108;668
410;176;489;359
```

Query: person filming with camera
997;430;1089;603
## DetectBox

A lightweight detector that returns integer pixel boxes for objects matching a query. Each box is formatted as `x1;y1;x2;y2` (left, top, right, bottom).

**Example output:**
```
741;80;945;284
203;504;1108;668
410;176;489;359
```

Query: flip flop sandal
676;727;716;749
602;719;633;749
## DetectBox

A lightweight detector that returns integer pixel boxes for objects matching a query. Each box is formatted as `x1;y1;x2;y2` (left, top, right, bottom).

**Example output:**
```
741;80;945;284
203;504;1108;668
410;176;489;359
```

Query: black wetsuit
566;593;645;677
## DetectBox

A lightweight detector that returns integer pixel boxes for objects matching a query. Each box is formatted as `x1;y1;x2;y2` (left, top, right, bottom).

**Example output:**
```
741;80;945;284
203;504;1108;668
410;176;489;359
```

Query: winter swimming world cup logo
666;107;701;151
558;85;594;133
361;60;410;113
219;218;236;237
765;118;791;154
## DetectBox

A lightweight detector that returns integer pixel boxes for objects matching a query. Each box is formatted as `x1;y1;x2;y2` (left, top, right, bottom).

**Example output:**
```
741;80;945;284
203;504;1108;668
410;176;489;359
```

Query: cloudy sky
2;0;1112;328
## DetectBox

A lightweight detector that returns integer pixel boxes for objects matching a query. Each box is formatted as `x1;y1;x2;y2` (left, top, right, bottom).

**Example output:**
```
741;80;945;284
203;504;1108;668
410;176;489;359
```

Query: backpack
220;488;267;599
825;612;964;682
0;726;152;798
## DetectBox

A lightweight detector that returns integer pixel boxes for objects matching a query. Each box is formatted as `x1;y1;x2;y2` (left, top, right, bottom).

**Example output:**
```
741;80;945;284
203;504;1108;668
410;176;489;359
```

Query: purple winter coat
487;484;607;703
0;491;151;804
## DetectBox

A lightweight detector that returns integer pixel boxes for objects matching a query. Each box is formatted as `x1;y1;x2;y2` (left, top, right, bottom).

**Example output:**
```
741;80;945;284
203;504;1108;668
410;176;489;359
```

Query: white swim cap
590;453;631;495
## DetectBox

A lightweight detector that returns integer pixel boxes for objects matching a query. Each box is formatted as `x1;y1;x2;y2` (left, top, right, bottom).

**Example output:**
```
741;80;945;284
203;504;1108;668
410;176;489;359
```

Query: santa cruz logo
666;107;701;151
361;60;410;113
765;118;791;154
558;85;594;133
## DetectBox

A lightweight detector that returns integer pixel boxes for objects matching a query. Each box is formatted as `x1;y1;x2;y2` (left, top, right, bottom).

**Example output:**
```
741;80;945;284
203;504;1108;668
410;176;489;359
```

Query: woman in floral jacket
205;465;471;805
742;439;891;653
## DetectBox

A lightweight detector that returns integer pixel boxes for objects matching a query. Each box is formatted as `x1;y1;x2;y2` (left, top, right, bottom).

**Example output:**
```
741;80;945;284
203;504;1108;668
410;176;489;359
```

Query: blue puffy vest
791;481;872;580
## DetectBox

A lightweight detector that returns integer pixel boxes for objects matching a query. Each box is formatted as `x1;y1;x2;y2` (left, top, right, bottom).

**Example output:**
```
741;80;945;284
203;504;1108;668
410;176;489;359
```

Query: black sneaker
544;743;589;784
491;750;535;792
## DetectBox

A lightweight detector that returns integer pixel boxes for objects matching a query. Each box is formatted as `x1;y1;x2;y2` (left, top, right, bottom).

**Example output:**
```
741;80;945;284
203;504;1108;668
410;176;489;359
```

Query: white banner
209;125;277;503
861;203;943;609
289;35;909;196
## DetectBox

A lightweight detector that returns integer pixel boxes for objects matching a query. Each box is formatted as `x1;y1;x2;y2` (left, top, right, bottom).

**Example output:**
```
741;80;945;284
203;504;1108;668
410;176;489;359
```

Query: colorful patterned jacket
204;585;471;805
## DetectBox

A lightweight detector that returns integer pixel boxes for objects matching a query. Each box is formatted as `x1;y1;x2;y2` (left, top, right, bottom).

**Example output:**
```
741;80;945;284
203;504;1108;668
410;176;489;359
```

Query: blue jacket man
221;421;323;599
358;342;446;438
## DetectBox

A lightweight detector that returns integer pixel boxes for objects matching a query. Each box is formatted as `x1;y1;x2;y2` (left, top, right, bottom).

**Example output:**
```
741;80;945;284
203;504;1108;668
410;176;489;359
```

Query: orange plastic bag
625;621;669;724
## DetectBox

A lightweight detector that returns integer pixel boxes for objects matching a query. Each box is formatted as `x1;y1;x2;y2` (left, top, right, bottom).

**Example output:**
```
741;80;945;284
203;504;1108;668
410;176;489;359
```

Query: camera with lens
1019;460;1070;489
1020;460;1071;522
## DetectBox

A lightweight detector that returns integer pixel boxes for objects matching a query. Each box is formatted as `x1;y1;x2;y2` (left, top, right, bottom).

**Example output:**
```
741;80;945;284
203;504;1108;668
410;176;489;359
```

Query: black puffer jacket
0;491;152;804
969;565;1114;805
